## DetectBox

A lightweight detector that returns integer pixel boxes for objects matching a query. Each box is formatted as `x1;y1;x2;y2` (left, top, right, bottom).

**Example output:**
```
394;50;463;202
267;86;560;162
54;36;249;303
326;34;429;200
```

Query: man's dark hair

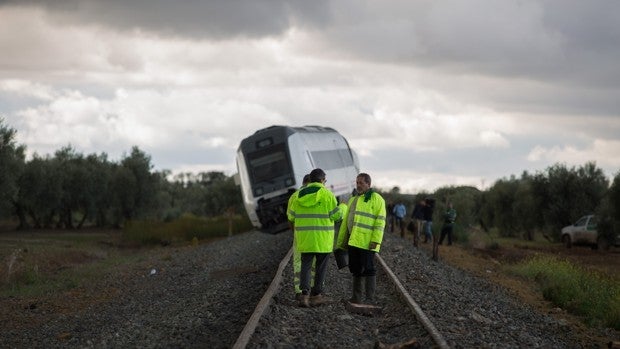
425;198;435;208
302;174;311;185
309;168;326;183
357;173;371;185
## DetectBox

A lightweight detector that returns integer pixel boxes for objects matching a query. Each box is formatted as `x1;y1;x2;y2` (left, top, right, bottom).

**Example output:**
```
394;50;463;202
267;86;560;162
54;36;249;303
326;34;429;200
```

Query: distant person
422;198;435;243
287;174;312;300
439;202;457;246
287;168;343;307
410;199;426;246
335;173;386;304
393;202;406;237
386;201;395;233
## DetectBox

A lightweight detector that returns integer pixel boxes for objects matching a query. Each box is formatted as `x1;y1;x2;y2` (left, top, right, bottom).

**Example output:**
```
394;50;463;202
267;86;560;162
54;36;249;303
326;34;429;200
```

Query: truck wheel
597;236;610;251
562;234;572;248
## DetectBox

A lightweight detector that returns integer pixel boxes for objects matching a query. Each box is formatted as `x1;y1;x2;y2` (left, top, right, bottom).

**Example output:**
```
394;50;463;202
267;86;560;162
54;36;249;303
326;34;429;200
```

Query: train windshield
247;143;291;183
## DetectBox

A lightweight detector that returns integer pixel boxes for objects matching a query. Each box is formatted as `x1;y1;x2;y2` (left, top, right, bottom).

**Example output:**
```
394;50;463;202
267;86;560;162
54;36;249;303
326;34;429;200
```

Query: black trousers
300;252;330;295
347;246;376;277
439;224;453;245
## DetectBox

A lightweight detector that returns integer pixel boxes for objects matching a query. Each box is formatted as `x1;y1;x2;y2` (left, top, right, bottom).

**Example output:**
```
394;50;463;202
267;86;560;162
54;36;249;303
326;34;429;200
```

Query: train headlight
285;178;294;186
254;187;263;196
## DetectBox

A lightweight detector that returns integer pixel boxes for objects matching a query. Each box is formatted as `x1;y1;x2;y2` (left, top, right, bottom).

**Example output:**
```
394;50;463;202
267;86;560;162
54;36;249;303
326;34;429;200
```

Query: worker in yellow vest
287;174;313;300
336;173;386;304
288;168;343;307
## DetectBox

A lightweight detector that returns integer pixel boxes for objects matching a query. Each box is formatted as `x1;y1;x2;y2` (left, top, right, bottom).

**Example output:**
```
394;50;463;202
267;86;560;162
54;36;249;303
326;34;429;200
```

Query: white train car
236;125;360;233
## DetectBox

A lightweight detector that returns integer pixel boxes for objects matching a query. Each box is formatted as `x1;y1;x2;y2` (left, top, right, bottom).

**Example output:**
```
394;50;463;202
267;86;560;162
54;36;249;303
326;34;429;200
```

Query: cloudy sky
1;0;619;193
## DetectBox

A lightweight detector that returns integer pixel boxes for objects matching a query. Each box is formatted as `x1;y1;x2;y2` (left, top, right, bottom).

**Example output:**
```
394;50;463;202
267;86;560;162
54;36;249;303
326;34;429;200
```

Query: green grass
510;255;620;330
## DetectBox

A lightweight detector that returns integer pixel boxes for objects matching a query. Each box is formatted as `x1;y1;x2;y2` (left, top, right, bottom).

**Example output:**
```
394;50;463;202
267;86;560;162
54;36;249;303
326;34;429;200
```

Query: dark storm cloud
319;0;620;83
0;0;330;39
5;0;618;80
2;0;618;116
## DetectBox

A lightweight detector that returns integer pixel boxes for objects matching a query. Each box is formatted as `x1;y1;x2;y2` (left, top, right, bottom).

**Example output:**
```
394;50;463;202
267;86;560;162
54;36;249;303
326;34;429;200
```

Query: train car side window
311;149;354;170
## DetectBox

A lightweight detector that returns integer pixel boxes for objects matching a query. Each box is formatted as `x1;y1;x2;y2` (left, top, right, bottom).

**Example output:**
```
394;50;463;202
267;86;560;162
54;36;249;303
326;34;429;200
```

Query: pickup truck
561;214;619;250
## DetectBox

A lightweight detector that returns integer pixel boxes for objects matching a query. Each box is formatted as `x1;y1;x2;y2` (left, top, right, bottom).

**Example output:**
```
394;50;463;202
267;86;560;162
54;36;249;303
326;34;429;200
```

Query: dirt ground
412;235;620;347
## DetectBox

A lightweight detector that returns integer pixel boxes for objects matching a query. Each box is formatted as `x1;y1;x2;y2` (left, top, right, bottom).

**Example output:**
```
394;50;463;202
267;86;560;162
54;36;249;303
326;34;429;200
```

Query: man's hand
369;242;378;250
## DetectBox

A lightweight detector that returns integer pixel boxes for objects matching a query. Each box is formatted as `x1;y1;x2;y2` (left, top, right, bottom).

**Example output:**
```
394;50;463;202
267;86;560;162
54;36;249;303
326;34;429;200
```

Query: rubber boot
350;276;363;304
365;275;376;303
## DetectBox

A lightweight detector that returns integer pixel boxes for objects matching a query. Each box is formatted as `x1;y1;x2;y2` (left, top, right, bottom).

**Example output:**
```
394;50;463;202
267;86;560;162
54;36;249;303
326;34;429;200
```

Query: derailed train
235;125;360;233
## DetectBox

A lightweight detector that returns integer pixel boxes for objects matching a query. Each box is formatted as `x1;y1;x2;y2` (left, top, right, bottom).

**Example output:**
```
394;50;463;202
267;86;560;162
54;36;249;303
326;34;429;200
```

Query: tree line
380;165;619;243
2;118;619;241
0;118;243;230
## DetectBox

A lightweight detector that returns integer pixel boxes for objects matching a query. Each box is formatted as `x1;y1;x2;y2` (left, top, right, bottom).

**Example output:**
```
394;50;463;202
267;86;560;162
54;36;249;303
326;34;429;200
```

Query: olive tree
480;176;520;237
513;172;541;241
109;146;157;226
0;118;26;219
15;154;63;228
434;185;481;234
542;162;608;237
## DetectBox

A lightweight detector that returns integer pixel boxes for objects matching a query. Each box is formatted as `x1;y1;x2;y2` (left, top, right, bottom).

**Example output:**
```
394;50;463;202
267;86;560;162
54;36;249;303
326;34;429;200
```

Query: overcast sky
1;0;619;193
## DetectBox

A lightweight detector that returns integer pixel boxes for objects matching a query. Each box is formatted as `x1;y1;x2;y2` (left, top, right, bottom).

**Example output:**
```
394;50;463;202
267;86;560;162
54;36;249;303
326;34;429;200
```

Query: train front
236;126;299;234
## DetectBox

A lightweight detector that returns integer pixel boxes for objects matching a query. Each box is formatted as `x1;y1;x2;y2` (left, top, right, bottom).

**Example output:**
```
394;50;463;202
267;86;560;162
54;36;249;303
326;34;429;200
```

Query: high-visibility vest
287;182;342;253
287;185;306;217
336;189;386;252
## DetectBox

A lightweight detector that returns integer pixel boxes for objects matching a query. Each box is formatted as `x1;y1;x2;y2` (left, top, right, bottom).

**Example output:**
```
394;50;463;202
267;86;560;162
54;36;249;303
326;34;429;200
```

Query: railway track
232;245;449;348
224;231;589;348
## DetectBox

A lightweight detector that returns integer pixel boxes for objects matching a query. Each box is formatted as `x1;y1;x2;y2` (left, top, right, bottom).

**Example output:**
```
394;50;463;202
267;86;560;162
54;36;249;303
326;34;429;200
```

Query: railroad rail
233;247;293;349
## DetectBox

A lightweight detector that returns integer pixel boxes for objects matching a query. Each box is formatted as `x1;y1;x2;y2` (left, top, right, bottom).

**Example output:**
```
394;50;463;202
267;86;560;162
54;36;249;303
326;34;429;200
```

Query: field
1;228;619;345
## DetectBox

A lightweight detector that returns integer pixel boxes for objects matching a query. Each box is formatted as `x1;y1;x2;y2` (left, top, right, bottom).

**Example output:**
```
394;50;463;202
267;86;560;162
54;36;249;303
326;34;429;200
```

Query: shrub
122;214;254;245
463;228;498;249
453;226;469;244
511;255;620;329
